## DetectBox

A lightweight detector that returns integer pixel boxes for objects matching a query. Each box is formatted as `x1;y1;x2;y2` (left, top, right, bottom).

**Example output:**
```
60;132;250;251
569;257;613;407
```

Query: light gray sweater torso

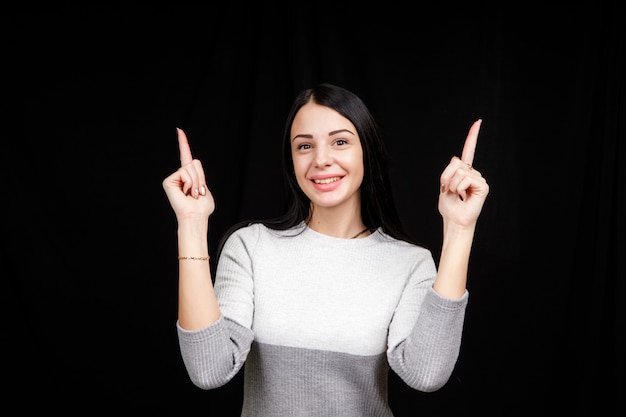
177;222;469;416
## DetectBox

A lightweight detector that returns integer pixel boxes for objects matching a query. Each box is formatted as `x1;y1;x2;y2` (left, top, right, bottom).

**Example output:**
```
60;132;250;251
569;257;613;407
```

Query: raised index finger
177;128;193;166
461;119;482;166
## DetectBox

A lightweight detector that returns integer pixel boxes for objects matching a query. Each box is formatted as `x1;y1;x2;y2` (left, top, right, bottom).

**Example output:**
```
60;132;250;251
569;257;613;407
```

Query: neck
307;203;366;239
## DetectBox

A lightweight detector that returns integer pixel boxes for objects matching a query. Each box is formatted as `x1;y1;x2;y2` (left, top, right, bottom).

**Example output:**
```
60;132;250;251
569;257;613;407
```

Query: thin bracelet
178;256;210;261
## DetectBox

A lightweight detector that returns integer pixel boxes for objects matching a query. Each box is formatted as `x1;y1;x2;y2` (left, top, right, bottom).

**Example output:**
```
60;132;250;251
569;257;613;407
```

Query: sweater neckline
300;222;380;245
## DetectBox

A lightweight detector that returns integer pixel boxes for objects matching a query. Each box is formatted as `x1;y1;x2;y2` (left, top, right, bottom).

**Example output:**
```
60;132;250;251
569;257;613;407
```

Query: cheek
292;155;308;177
292;158;309;185
341;153;364;176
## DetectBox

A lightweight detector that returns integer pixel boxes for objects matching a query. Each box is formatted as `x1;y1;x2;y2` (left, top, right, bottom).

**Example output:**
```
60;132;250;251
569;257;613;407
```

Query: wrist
442;220;476;238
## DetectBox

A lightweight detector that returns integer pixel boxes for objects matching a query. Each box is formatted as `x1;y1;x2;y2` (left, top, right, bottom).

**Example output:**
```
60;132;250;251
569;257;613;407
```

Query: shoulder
375;229;430;251
373;229;434;264
218;222;305;263
224;221;305;245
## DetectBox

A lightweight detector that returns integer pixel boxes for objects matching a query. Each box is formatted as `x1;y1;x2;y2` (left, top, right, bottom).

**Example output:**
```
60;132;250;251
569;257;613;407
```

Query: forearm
433;221;475;299
177;218;221;330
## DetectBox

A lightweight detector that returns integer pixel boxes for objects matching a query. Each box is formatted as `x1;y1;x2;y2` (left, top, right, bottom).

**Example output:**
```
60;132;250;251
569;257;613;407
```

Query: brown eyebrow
291;129;354;142
291;133;312;142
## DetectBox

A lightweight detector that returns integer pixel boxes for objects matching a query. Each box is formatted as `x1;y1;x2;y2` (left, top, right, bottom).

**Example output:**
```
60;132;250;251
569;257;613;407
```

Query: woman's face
290;102;364;211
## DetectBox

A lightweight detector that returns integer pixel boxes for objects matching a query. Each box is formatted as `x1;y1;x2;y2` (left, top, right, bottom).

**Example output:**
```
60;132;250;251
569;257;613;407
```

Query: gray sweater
177;222;469;416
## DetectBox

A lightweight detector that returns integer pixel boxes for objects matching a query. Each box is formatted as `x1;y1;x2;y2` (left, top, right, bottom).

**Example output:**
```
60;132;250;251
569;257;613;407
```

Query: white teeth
313;176;341;184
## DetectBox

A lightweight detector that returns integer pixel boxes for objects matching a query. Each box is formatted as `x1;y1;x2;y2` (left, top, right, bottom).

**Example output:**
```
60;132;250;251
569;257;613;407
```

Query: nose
314;146;331;167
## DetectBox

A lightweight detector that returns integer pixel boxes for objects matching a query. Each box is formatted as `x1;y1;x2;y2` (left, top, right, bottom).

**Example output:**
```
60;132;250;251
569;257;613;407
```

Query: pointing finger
177;128;193;166
461;119;482;166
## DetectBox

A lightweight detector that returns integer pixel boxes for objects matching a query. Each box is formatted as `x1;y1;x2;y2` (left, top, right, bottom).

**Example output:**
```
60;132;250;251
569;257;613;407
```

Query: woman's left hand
438;119;490;228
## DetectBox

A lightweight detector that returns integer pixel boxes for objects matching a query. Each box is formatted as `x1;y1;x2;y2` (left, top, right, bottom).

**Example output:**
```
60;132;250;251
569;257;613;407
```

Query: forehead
291;102;355;135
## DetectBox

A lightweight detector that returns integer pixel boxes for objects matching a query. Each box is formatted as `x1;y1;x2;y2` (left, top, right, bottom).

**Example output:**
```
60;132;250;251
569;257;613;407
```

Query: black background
2;2;624;415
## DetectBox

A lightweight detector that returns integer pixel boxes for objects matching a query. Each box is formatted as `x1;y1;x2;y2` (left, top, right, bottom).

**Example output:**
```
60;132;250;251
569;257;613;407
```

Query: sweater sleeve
177;316;253;389
387;271;469;392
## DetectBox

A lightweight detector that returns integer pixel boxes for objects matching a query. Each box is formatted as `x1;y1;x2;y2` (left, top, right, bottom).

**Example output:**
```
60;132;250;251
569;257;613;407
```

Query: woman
162;83;489;416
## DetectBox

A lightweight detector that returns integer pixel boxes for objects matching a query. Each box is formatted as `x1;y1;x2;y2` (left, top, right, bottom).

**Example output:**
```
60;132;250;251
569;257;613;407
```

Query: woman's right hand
162;128;215;221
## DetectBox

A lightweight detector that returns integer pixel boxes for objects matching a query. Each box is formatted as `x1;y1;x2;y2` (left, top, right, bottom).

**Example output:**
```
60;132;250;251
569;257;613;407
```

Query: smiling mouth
312;176;342;184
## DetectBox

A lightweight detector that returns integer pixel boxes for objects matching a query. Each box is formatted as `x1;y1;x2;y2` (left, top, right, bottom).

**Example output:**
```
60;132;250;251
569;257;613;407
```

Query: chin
310;197;350;209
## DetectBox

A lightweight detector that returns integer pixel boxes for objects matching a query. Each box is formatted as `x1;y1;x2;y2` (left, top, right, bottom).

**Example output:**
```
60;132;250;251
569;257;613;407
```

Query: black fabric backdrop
2;3;624;416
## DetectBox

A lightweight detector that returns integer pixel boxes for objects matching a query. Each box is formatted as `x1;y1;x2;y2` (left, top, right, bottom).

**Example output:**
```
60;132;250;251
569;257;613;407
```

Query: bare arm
435;120;489;298
162;128;220;329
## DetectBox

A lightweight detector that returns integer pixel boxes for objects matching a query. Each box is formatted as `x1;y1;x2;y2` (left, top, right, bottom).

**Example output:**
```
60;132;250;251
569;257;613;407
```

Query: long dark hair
215;83;415;261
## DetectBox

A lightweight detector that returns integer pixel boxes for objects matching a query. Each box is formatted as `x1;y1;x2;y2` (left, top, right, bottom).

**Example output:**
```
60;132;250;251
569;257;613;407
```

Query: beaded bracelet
178;256;210;261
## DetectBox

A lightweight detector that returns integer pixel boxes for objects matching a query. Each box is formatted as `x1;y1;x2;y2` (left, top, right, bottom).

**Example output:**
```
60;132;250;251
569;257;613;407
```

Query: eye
296;143;311;150
335;139;347;146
